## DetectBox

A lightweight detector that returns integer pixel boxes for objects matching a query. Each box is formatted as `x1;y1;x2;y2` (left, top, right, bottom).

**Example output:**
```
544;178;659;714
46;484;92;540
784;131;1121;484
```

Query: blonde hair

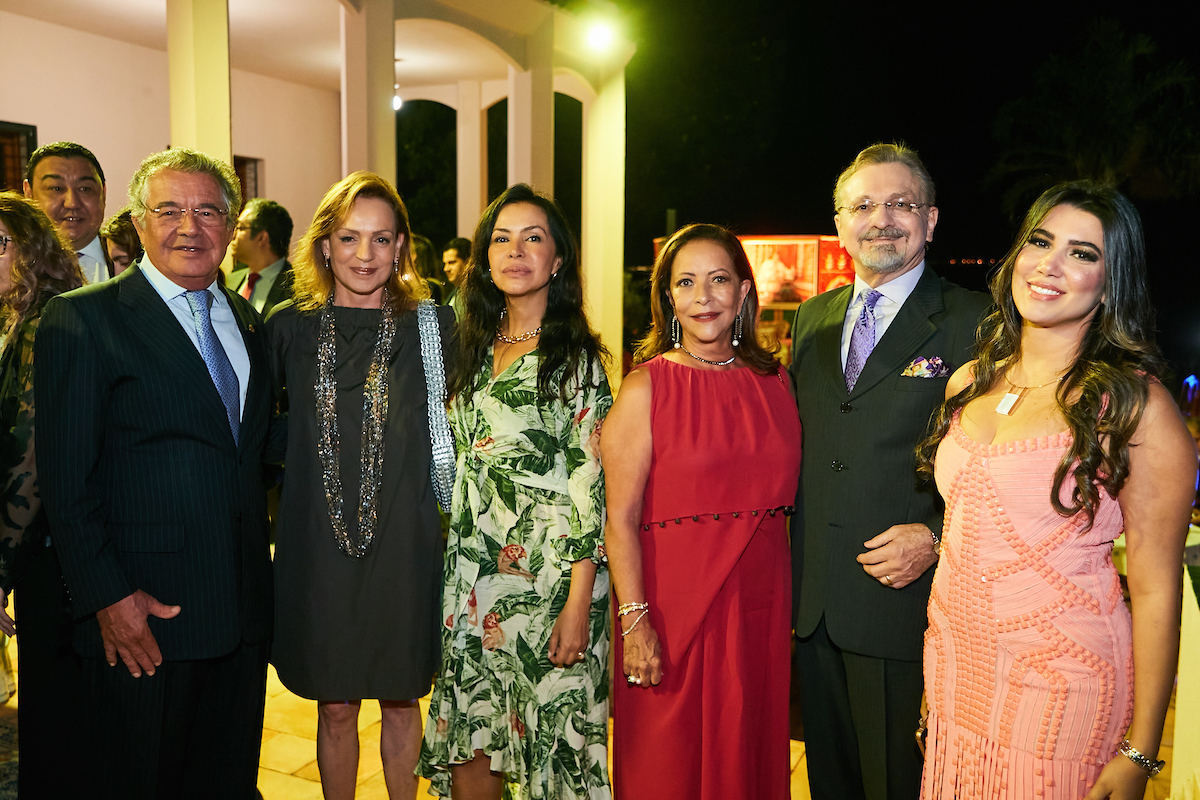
292;172;428;311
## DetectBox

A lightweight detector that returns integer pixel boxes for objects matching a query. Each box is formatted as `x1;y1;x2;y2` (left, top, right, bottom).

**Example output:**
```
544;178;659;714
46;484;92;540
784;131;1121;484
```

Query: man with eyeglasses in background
36;148;276;799
788;143;990;800
227;197;294;317
23;141;110;283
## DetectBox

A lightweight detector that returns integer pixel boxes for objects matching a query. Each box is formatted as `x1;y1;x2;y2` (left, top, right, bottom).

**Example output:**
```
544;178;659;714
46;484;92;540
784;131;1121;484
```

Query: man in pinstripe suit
36;148;275;800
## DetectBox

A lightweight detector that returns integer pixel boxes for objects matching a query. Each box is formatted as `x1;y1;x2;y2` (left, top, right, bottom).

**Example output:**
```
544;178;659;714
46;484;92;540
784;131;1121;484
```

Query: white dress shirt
840;261;927;370
76;236;109;285
243;257;286;313
140;257;251;415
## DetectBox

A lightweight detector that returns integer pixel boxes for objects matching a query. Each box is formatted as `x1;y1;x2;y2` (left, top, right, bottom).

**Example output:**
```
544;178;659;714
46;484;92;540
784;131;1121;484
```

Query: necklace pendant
995;390;1022;416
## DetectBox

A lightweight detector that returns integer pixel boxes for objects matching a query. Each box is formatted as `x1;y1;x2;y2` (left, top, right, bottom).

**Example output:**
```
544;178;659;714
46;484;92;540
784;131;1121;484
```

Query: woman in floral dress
417;184;612;799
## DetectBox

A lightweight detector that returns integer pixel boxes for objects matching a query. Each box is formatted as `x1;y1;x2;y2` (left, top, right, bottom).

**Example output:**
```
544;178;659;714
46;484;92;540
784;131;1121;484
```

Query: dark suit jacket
789;267;990;661
227;261;295;318
35;265;275;661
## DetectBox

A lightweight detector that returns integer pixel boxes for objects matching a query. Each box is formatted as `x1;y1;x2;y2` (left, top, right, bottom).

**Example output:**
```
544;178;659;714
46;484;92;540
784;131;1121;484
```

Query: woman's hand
0;589;14;637
622;621;663;687
1084;753;1152;800
548;593;591;667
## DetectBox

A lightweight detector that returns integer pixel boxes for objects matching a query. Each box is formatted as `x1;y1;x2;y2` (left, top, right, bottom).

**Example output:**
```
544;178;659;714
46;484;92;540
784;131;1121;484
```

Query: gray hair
128;148;242;231
833;142;936;210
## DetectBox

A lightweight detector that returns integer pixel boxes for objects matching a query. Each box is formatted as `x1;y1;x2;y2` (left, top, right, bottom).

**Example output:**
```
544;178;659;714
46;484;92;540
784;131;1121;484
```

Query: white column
456;80;486;237
340;0;395;180
582;69;626;384
166;0;232;164
506;18;554;194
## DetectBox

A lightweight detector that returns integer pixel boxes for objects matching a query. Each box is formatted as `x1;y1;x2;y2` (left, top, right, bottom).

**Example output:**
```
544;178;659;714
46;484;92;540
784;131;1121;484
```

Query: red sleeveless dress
611;356;802;799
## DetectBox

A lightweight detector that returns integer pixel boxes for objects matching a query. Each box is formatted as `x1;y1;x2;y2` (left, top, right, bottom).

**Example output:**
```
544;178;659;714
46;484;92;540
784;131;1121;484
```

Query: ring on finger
577;651;585;658
626;675;637;685
883;574;894;586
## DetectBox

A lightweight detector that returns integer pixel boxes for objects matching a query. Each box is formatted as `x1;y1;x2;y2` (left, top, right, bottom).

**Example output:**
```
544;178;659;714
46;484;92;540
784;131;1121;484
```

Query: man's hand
856;523;939;589
96;590;181;677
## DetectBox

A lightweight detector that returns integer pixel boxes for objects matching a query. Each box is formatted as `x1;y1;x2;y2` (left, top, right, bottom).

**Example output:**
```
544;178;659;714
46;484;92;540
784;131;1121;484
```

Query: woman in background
603;223;801;799
418;184;612;799
100;208;143;276
268;172;451;800
0;191;85;796
916;181;1196;799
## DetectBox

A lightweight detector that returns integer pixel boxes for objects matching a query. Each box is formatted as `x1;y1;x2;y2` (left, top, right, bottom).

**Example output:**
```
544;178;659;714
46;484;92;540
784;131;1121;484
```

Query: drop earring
732;312;743;347
671;313;681;348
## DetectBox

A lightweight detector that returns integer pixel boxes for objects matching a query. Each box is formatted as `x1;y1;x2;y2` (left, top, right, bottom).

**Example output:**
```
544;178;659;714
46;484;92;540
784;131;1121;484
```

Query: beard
858;228;908;274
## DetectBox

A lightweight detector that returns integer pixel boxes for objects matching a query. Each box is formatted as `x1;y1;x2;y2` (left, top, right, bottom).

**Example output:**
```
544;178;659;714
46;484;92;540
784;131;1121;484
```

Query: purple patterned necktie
845;289;883;392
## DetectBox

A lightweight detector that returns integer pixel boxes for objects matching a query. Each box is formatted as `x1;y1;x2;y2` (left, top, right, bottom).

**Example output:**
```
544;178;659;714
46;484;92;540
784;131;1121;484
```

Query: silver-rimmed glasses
837;199;930;218
148;206;229;227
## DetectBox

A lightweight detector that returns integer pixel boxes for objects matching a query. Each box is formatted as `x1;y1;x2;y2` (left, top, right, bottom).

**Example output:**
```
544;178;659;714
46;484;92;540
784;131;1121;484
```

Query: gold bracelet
621;609;649;637
618;601;649;617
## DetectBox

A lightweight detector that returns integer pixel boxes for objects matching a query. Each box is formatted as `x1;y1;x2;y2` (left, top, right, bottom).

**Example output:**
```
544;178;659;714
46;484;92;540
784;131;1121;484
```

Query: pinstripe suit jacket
789;267;990;661
35;264;274;661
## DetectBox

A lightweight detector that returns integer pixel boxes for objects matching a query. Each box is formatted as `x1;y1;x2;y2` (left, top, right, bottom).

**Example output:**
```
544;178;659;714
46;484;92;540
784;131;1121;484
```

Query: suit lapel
847;268;945;398
814;286;853;395
118;266;216;392
218;284;267;454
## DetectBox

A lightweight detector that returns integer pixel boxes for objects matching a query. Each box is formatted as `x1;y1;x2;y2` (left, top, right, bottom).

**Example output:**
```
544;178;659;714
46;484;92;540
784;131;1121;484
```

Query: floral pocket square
901;356;950;378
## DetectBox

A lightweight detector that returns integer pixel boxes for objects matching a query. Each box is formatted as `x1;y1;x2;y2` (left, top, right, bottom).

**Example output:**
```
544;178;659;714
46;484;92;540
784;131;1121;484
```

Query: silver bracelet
929;527;942;556
1117;739;1164;777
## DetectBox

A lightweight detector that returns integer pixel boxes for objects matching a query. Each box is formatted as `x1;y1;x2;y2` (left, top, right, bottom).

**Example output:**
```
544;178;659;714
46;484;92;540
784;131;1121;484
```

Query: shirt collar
852;260;926;308
140;256;223;304
78;235;106;264
254;257;286;282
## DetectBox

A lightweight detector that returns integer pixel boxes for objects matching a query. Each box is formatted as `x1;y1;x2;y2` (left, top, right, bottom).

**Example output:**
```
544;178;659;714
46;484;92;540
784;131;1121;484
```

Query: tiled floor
0;633;1176;799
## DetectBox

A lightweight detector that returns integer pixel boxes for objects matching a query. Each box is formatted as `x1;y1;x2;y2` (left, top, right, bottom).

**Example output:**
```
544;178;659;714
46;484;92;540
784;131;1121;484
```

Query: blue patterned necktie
844;289;883;392
185;290;240;444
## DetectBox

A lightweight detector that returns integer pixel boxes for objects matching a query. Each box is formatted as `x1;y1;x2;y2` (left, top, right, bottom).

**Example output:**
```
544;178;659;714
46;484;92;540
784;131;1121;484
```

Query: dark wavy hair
292;171;428;313
0;192;85;338
449;183;608;403
634;223;780;374
917;180;1164;526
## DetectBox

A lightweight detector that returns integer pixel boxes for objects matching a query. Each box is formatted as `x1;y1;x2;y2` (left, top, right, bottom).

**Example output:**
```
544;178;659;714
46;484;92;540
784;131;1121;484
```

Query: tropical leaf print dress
418;349;613;799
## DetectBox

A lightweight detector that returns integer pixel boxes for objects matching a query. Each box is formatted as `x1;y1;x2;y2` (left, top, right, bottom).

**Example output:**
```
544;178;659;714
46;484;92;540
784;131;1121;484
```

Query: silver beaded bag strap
416;299;456;511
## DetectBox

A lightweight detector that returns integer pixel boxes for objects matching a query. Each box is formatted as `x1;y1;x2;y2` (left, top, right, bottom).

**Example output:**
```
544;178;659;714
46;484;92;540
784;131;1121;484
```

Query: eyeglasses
837;199;930;218
148;206;229;227
0;235;11;256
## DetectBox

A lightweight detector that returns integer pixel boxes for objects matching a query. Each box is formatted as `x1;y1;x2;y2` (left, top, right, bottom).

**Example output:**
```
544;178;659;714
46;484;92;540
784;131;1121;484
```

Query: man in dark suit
226;197;294;316
36;148;274;800
789;143;990;800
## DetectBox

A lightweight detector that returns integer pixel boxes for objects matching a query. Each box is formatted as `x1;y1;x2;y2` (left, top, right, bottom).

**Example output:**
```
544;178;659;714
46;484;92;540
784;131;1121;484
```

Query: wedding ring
626;675;637;684
884;574;894;586
577;651;585;658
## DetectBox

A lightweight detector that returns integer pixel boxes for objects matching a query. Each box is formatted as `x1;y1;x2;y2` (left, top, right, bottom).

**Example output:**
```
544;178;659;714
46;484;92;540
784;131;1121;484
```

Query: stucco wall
0;10;340;255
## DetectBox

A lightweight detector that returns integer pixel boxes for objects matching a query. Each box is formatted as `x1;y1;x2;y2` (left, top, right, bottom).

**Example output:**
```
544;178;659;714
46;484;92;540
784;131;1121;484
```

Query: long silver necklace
496;308;541;344
316;291;396;557
678;345;735;366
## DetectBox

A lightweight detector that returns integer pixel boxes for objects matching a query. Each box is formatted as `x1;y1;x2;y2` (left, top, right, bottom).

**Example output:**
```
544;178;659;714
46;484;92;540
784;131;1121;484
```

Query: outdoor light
393;95;403;111
587;21;615;52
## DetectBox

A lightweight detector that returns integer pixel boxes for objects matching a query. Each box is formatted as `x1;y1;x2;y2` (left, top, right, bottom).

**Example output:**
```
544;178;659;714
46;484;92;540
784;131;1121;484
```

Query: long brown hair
291;172;428;312
449;183;607;403
0;192;84;339
916;180;1164;526
634;223;779;374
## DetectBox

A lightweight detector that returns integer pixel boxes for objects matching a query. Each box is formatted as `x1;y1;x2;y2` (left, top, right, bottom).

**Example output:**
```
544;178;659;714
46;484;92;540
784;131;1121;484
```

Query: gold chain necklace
995;368;1065;416
496;308;541;344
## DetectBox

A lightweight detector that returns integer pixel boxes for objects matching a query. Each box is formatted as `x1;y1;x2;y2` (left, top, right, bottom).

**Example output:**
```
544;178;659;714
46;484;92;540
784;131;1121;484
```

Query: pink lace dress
921;412;1133;799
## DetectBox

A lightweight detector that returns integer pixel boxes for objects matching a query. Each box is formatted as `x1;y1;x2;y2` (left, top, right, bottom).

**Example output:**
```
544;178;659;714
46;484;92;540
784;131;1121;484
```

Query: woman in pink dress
916;181;1197;799
603;223;801;799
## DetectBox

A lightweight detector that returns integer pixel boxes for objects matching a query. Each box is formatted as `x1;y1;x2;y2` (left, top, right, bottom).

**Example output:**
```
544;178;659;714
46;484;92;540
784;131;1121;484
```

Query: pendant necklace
995;370;1064;416
678;345;735;367
496;308;541;344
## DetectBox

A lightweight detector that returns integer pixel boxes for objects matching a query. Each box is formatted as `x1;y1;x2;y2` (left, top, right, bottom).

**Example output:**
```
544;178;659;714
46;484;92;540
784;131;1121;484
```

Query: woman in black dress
267;172;453;799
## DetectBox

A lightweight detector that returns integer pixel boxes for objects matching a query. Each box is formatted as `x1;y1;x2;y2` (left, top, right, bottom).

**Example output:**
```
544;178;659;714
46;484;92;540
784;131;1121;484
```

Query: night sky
607;0;1200;376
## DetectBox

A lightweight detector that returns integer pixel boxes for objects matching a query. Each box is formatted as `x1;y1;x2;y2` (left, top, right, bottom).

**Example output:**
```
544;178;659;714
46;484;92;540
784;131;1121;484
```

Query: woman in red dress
602;223;801;799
